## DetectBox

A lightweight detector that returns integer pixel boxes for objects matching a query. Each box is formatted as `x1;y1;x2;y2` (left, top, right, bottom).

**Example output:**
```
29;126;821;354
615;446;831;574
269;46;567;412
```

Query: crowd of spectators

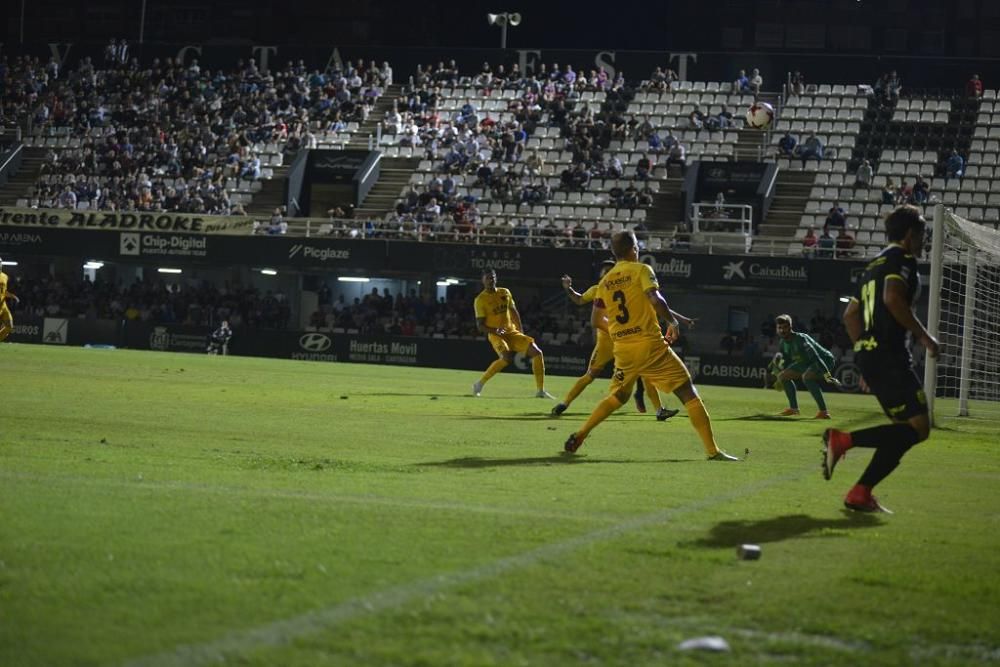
379;61;672;238
6;50;386;213
13;274;292;328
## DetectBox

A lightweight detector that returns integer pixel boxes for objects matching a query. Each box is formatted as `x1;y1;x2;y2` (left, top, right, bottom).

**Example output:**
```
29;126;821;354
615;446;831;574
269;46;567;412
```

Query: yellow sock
479;359;509;384
563;373;594;405
646;381;662;411
576;395;624;440
531;354;545;391
684;397;720;457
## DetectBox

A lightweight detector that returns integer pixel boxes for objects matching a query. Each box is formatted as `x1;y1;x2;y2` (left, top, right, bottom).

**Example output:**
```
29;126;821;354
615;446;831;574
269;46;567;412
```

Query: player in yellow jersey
552;260;688;421
563;232;739;460
472;269;554;398
0;257;19;343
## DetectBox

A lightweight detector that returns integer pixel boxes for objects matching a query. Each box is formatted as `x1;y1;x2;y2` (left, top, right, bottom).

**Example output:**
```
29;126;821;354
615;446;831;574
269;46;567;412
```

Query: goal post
924;204;1000;423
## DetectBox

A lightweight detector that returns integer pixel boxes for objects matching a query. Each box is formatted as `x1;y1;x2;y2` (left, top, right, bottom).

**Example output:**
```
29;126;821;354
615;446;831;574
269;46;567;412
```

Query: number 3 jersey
851;243;921;363
593;260;663;347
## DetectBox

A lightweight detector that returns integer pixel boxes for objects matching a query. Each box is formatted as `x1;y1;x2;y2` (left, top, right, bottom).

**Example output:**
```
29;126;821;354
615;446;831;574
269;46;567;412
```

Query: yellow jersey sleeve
0;273;7;301
580;285;599;303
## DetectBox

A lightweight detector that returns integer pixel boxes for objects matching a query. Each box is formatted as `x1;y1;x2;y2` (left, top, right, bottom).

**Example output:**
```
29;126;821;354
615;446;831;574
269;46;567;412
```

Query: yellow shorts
609;338;691;398
488;331;535;357
0;303;11;326
588;331;614;371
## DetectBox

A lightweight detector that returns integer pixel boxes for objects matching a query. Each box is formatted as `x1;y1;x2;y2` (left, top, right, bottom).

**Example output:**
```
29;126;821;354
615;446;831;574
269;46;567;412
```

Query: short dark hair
884;205;926;242
481;268;496;277
611;231;636;258
775;314;792;327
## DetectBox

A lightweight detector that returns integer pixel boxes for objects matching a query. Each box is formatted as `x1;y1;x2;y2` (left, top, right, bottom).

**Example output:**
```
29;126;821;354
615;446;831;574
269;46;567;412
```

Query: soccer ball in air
745;102;775;129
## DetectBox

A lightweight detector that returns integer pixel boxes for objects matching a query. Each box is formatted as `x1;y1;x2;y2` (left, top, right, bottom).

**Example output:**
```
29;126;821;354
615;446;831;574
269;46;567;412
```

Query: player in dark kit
822;205;940;513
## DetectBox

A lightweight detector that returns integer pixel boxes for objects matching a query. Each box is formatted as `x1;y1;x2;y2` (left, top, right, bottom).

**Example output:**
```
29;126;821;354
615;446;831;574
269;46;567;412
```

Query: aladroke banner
0;207;254;235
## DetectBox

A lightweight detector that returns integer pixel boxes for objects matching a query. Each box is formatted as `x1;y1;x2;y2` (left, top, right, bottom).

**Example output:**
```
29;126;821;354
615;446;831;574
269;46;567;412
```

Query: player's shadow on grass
342;392;472;398
418;455;681;468
683;512;884;548
717;414;801;421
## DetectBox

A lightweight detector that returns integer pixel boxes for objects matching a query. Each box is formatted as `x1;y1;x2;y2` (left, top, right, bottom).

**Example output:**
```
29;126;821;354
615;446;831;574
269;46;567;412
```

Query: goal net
924;205;1000;421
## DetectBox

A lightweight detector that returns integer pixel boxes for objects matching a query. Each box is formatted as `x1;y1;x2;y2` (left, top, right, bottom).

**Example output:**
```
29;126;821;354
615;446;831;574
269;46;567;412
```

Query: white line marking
121;469;806;667
0;470;614;524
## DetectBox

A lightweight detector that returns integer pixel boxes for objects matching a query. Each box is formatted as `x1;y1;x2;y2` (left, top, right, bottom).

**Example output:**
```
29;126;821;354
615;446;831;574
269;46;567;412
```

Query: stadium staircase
355;156;420;219
734;92;782;161
247;85;410;218
0;147;46;206
245;166;291;217
347;84;405;150
647;179;684;230
759;170;814;236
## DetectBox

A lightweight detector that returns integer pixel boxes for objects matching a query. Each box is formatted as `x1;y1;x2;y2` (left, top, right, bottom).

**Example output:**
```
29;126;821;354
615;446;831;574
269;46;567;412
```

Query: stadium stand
8;56;379;215
4;52;1000;259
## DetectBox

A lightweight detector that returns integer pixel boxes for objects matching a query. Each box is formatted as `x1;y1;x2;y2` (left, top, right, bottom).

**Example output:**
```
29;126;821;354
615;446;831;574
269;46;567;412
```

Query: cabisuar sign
0;207;253;235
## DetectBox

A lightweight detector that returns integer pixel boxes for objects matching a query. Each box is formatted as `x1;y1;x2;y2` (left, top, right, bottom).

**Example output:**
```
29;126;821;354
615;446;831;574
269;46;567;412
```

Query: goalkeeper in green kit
769;314;840;419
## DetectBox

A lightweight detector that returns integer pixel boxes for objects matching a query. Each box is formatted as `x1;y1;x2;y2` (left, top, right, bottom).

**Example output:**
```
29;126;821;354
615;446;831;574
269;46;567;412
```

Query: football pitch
2;345;998;666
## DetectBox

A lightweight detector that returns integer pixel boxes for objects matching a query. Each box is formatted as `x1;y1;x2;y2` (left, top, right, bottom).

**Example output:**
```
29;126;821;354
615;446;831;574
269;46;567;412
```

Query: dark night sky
7;0;999;58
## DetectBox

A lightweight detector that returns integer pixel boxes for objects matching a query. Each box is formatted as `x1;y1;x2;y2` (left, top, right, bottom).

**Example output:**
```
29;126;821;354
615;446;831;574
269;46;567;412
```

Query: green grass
2;345;998;666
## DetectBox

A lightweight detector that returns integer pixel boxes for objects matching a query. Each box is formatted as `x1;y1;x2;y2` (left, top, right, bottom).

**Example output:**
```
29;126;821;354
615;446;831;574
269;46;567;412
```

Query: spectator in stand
636;153;654;180
912;175;930;204
648;129;664;153
802;226;818;258
267;208;288;235
817;228;836;259
896;179;912;204
666;141;686;172
796;132;824;168
886;70;902;101
966;74;984;99
882;179;897;205
687;106;705;130
607;156;624;178
825;202;847;231
749;68;764;95
778;131;797;157
790;71;806;96
713;191;726;215
735;69;750;93
854;159;874;188
661;130;678;151
59;185;77;210
944;150;965;181
716;106;734;129
638;186;654;207
836;228;856;258
523;151;545;180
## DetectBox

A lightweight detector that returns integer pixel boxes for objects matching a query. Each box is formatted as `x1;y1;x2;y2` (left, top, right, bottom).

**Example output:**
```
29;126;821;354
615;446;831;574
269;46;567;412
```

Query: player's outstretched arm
561;275;585;305
669;308;697;328
647;289;680;341
883;280;939;357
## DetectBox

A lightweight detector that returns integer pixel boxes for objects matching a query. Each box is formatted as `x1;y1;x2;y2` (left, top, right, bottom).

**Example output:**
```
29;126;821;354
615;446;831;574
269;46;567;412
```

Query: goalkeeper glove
823;371;843;387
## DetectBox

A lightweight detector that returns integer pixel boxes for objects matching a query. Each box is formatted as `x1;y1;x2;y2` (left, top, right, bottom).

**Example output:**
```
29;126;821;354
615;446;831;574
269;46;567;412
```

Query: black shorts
856;351;928;421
